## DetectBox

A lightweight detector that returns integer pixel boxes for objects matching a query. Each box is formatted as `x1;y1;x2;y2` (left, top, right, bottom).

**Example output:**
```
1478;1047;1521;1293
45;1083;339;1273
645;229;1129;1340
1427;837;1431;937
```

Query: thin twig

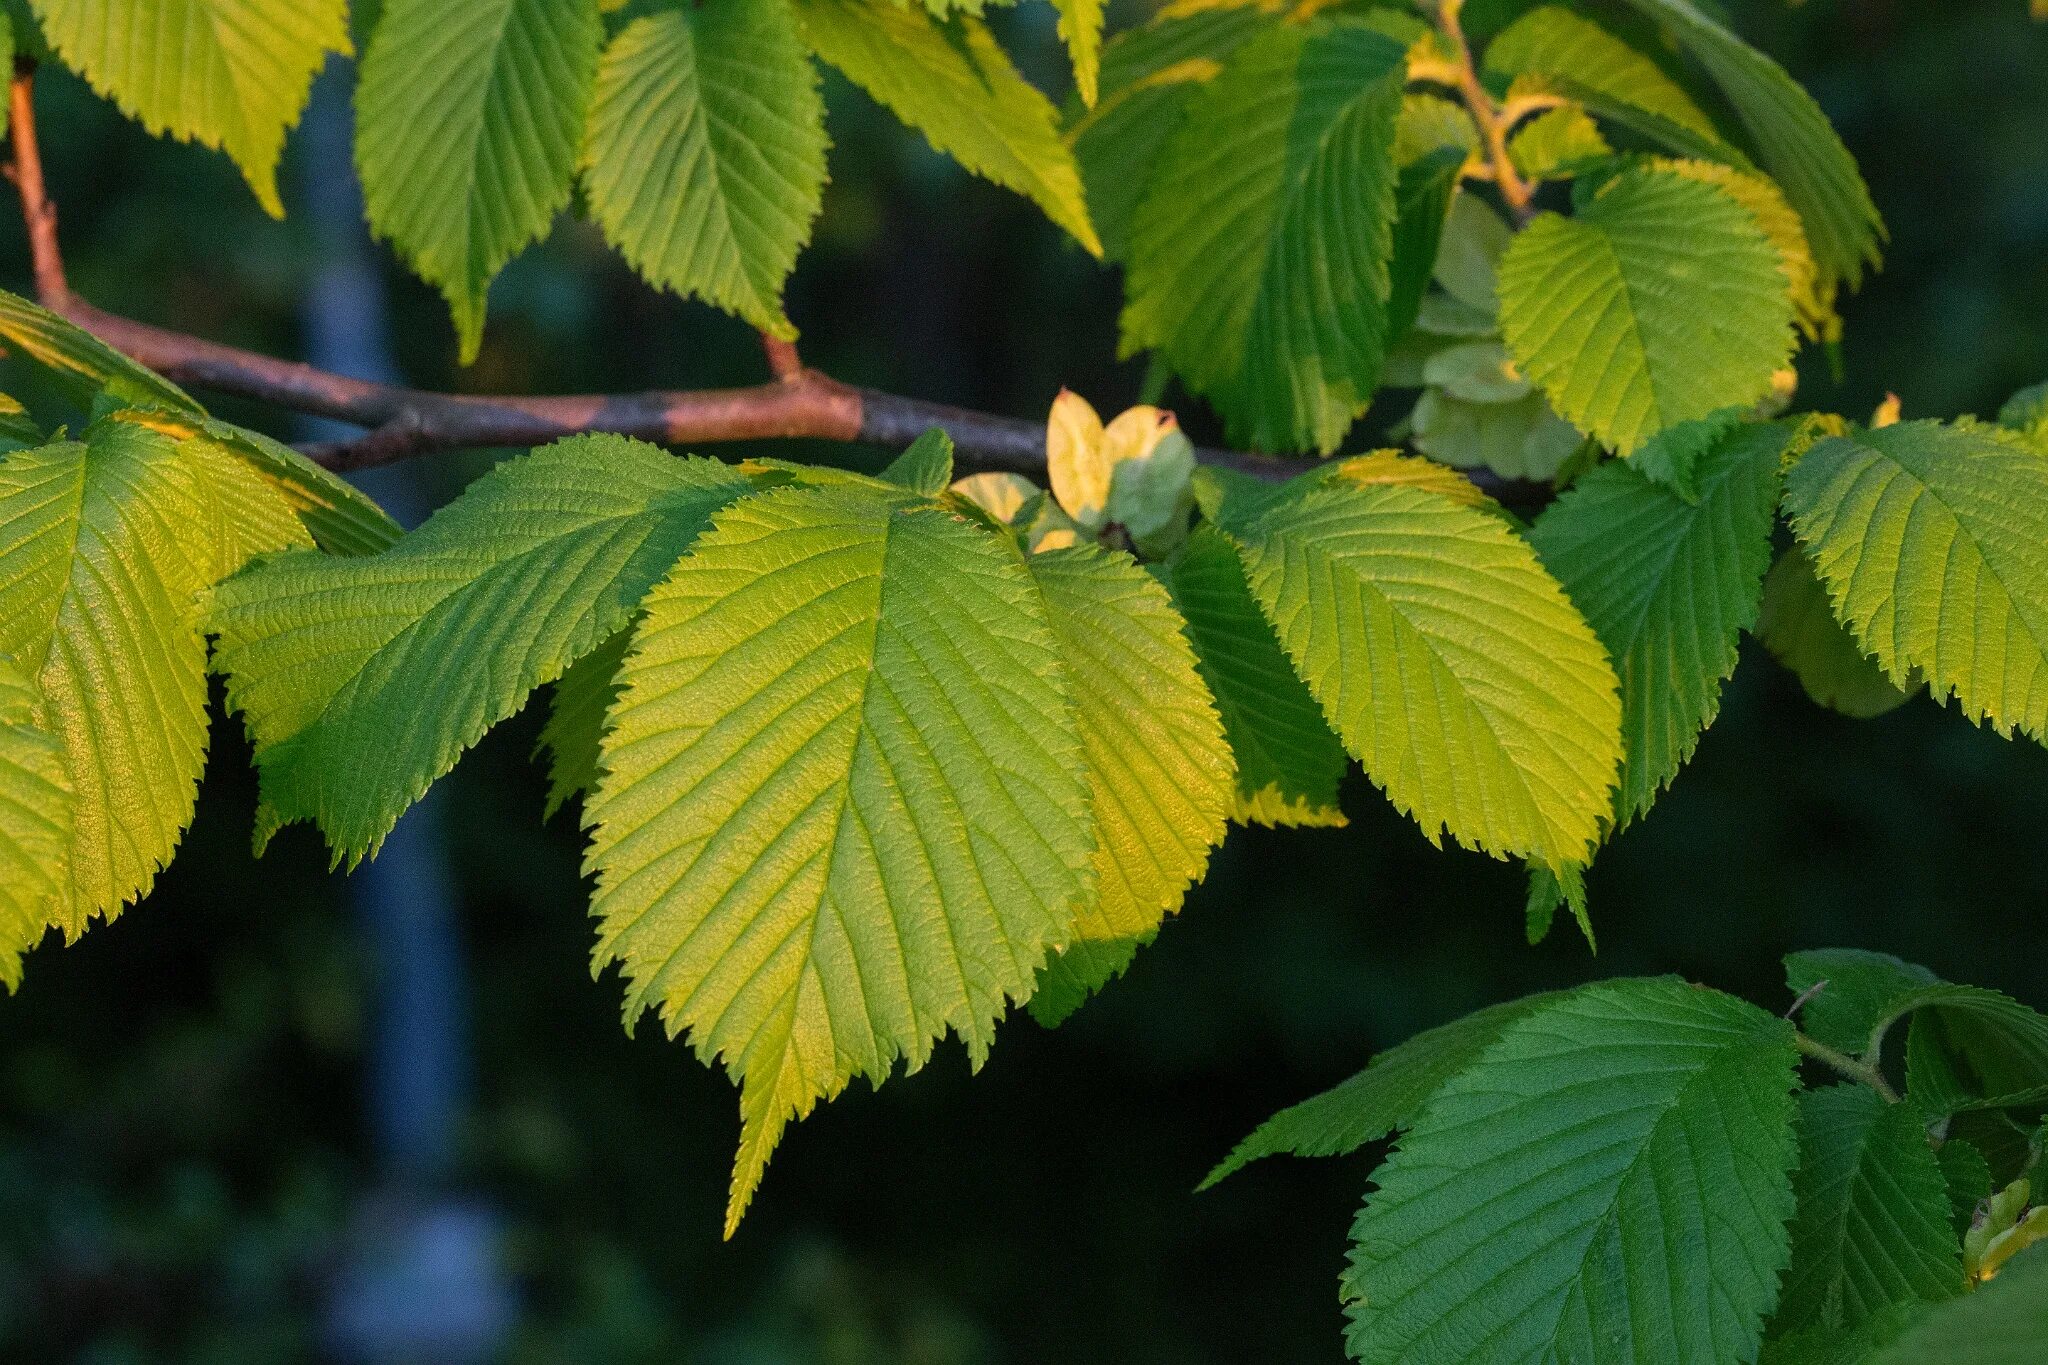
1431;0;1536;223
1794;1030;1901;1104
760;333;803;383
3;63;1533;500
8;57;66;304
1784;977;1828;1020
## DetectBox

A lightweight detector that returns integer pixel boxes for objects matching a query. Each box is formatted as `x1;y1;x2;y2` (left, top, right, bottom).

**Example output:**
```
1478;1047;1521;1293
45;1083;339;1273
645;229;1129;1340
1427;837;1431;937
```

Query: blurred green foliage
0;2;2043;1360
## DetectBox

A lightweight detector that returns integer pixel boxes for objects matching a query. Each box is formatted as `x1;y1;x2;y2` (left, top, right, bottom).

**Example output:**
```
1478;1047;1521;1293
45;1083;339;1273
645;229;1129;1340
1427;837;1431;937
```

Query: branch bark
3;63;1525;498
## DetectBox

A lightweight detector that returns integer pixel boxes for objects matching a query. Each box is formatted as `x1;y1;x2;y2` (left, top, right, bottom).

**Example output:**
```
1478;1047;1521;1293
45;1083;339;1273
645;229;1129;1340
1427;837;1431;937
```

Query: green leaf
31;0;349;216
210;436;753;863
1409;388;1583;481
583;482;1095;1236
0;392;41;452
0;14;12;139
1386;150;1463;345
582;0;827;340
877;429;954;495
1051;0;1102;107
0;653;71;989
1786;950;2048;1113
1529;422;1783;826
536;623;630;822
795;0;1099;255
356;0;602;361
1507;104;1610;182
1998;380;2048;451
1625;407;1746;500
1067;5;1270;262
1394;93;1475;170
1431;191;1511;316
1024;544;1231;1024
1866;1246;2048;1365
1158;525;1348;829
1783;420;2048;742
0;425;219;935
1759;1304;1926;1365
1422;340;1528;404
1939;1139;1994;1236
1226;482;1621;869
1120;18;1406;453
1498;165;1796;456
1896;993;2048;1115
0;288;200;415
1613;0;1885;291
1756;547;1918;719
1785;949;1936;1055
1483;6;1731;159
183;418;400;556
1773;1084;1962;1334
1523;859;1590;948
1201;990;1565;1188
1342;978;1801;1365
1654;156;1835;341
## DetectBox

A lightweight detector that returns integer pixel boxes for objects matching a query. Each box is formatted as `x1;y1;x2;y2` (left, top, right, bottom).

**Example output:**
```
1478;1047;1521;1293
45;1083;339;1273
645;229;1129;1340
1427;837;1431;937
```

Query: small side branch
1794;1030;1902;1104
1430;0;1537;223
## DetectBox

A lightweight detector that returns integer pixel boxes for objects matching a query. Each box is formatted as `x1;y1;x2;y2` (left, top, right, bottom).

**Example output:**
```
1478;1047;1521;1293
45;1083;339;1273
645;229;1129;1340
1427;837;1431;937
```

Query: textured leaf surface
1122;19;1405;453
1498;166;1795;455
1229;484;1621;868
211;437;752;863
1756;548;1917;718
1052;0;1103;107
32;0;348;215
1342;979;1800;1365
1483;6;1729;158
1067;5;1268;260
582;1;826;338
1024;545;1231;1024
1386;150;1462;345
189;419;400;556
1203;991;1562;1187
1785;949;1937;1056
1655;156;1833;340
0;654;70;988
357;0;601;360
0;427;216;935
583;483;1095;1235
1783;420;2048;742
1867;1246;2048;1365
796;0;1098;254
1160;525;1347;828
1773;1084;1962;1333
0;288;199;414
1613;0;1884;290
1530;423;1783;825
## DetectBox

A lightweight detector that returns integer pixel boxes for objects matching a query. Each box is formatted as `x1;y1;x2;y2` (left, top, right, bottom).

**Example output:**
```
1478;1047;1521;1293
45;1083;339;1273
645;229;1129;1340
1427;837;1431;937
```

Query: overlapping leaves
1341;978;1800;1364
1219;477;1622;870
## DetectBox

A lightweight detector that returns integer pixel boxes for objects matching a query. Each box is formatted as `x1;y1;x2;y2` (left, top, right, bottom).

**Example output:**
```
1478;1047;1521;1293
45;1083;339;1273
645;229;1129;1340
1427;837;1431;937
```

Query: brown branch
1432;0;1536;223
5;62;1531;500
759;333;803;382
8;56;66;304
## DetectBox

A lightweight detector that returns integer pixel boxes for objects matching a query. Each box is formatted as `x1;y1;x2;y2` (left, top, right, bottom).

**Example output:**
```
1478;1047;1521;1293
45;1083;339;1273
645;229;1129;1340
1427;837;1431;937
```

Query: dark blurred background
1;1;2044;1361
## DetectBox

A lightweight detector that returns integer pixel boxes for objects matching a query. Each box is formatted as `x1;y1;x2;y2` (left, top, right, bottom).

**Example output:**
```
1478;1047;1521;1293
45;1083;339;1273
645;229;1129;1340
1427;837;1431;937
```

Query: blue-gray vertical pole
296;60;512;1361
